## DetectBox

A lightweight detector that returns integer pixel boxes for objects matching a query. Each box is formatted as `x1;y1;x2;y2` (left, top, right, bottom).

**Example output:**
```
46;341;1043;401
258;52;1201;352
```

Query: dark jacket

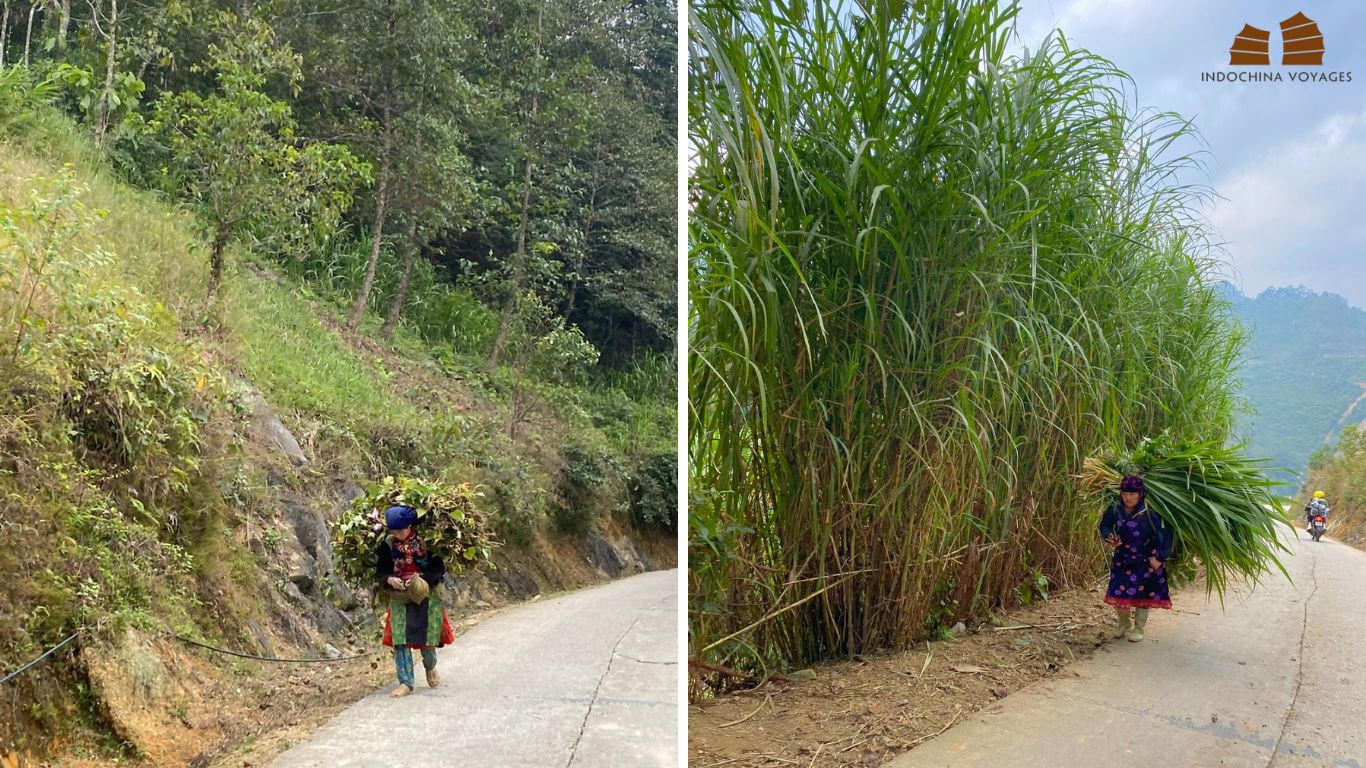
375;535;447;587
1099;500;1174;565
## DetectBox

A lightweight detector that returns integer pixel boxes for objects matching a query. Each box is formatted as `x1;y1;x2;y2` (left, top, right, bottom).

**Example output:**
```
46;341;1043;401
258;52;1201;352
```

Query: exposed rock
628;538;654;572
486;558;540;600
288;571;316;594
328;577;360;611
323;644;342;660
585;530;626;577
246;620;275;659
279;580;350;637
274;482;329;563
612;536;650;576
332;475;365;505
282;537;318;594
237;381;308;466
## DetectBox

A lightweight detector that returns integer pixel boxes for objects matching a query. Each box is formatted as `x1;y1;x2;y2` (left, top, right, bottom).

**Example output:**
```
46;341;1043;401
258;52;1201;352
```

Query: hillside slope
1228;285;1366;487
0;98;674;765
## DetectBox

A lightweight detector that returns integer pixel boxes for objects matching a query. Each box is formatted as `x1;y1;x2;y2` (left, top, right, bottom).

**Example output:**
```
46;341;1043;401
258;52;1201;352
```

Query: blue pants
394;647;438;688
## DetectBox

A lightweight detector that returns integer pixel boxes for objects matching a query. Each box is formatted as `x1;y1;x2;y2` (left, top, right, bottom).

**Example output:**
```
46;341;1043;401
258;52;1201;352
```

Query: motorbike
1310;513;1327;542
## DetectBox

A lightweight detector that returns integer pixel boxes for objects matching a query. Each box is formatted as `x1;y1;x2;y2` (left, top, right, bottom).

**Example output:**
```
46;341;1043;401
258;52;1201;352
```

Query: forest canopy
0;0;677;367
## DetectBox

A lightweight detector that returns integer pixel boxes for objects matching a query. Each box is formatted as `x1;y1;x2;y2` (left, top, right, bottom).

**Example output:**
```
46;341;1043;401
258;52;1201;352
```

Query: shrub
551;442;609;534
0;66;60;137
628;451;677;532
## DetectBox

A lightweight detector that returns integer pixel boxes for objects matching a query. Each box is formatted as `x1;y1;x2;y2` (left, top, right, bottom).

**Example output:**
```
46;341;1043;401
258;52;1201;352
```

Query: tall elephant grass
689;0;1247;671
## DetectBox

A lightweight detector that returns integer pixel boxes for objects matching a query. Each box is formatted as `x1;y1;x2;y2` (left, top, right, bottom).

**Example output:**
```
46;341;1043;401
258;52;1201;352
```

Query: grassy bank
0;76;674;761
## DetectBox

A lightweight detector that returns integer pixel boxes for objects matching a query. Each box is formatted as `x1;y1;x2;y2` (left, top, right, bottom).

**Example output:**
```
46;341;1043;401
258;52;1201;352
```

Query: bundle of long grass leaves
1080;434;1293;600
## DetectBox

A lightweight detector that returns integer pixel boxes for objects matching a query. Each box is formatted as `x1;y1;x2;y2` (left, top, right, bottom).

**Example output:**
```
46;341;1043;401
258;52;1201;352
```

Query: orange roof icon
1230;23;1271;65
1281;12;1324;65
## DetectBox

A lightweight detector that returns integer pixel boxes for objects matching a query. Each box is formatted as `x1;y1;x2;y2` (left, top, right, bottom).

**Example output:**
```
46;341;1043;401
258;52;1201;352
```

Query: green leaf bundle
1081;435;1293;600
331;476;497;591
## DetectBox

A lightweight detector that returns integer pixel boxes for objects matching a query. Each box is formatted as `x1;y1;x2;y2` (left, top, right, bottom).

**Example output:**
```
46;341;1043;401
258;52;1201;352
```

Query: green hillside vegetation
1228;285;1366;488
0;0;675;756
1301;425;1366;546
690;0;1247;673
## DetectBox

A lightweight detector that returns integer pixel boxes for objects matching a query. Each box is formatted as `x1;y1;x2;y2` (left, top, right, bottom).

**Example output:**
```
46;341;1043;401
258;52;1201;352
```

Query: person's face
391;526;414;540
1120;490;1141;509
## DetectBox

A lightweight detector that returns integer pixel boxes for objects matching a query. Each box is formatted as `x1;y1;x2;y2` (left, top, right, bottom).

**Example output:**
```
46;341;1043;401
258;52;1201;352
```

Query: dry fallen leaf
950;664;988;674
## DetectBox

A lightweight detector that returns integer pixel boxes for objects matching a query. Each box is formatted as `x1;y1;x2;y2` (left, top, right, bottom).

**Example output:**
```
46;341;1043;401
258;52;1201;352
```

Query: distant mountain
1225;284;1366;489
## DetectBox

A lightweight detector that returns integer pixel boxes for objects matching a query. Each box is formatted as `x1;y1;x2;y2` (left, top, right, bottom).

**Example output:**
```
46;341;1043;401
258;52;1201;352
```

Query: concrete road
888;531;1366;768
270;570;678;768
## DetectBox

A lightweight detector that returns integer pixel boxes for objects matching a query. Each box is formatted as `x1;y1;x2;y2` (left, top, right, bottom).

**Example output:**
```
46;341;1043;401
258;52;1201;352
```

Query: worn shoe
390;684;413;698
1110;608;1131;639
1127;608;1149;642
426;668;440;688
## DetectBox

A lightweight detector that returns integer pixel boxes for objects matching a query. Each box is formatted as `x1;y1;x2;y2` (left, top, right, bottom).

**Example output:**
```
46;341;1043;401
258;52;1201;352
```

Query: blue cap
384;505;418;530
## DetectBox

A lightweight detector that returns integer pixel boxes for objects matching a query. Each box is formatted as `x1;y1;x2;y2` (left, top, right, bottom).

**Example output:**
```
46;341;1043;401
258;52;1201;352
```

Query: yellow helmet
1314;491;1326;499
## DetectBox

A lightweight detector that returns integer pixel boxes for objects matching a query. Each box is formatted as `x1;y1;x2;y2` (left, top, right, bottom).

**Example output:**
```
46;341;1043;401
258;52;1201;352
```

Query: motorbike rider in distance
1305;490;1330;530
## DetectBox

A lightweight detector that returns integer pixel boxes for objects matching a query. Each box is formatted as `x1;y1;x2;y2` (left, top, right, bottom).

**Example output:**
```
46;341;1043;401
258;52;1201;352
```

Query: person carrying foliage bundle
1099;475;1173;642
378;505;455;698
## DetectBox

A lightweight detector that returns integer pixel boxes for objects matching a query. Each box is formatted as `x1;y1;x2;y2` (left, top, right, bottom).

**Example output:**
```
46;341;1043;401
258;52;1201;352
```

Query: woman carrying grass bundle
378;505;455;698
1100;475;1173;642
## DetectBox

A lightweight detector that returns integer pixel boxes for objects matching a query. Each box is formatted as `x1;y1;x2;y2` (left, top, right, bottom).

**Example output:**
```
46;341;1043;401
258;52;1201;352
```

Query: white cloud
1015;0;1182;50
1209;108;1366;307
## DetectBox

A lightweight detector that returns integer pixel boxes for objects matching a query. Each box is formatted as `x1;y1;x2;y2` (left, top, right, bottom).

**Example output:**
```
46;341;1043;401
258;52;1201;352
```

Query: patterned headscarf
1119;475;1146;494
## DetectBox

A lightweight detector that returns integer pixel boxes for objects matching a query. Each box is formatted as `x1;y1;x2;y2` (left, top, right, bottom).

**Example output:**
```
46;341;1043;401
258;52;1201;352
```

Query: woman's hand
387;576;406;590
1104;533;1121;548
1148;557;1163;572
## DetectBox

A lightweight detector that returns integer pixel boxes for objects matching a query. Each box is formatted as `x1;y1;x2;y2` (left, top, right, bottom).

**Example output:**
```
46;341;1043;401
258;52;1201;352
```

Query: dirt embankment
689;579;1153;768
3;391;675;768
10;524;673;768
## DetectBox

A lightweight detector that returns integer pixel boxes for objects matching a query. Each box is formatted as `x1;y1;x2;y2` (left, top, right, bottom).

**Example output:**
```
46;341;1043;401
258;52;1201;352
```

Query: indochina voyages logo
1203;11;1352;82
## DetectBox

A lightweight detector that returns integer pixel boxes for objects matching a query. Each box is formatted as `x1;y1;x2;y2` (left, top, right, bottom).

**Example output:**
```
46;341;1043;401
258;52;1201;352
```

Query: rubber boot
1127;608;1149;642
1111;607;1131;639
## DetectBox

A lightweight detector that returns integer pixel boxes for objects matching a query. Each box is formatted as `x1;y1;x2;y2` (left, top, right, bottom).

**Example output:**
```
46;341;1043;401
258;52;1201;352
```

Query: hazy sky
1013;0;1366;308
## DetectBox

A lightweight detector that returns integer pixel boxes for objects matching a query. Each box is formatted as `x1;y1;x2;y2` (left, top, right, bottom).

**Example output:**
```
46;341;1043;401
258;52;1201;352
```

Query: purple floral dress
1099;501;1173;610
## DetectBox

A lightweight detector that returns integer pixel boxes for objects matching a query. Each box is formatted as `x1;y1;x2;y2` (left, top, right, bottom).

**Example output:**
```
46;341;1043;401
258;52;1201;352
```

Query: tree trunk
349;135;390;332
486;148;535;370
485;0;544;371
93;0;118;148
381;217;420;340
1;3;11;67
346;0;395;333
208;224;228;296
56;0;69;49
23;1;35;66
563;160;601;324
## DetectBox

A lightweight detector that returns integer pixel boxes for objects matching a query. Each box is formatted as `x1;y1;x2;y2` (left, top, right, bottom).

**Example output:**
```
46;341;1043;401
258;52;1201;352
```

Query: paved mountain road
270;569;678;768
888;531;1366;767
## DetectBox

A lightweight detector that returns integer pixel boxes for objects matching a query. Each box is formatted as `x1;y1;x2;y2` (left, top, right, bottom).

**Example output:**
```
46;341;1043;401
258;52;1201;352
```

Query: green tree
275;0;483;334
142;12;368;294
381;110;481;340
